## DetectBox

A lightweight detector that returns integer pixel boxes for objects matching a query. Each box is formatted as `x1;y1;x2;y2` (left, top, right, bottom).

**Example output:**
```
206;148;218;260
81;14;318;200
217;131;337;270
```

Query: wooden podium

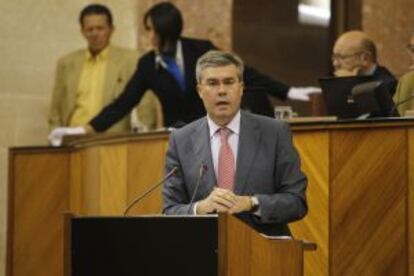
65;213;315;276
7;118;414;276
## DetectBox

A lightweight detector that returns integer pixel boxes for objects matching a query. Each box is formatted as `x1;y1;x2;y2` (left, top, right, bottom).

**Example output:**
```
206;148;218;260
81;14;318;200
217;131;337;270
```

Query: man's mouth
216;101;229;106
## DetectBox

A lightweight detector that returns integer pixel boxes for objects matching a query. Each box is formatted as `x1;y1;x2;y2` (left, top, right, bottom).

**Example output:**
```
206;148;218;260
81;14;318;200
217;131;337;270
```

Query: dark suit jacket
90;38;290;131
162;111;307;236
373;65;397;96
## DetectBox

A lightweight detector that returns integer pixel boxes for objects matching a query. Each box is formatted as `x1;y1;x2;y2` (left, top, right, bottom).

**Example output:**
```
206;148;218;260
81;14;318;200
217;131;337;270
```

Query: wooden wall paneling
225;214;251;276
409;127;414;276
99;144;128;215
126;137;169;215
9;150;70;276
291;131;330;276
69;151;82;214
78;147;101;215
250;236;303;276
221;214;304;276
330;128;407;275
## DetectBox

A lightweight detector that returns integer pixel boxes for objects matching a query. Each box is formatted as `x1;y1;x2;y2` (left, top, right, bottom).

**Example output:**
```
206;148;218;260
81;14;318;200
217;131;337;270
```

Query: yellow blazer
48;45;162;133
393;70;414;116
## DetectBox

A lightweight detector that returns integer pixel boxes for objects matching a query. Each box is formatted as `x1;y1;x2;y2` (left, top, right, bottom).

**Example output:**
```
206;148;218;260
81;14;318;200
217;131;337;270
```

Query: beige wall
137;0;233;53
363;0;414;76
0;1;139;275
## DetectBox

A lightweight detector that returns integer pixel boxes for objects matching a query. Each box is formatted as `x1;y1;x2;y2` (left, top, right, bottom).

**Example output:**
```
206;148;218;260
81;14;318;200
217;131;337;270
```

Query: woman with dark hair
49;2;318;142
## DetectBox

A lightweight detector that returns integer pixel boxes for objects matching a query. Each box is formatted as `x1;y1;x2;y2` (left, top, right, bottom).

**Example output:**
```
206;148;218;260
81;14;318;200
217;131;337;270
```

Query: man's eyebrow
205;76;236;81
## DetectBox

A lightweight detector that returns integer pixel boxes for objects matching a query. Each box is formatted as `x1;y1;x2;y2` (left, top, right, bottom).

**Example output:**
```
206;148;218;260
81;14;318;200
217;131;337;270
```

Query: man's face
81;14;113;55
197;64;243;125
332;39;364;76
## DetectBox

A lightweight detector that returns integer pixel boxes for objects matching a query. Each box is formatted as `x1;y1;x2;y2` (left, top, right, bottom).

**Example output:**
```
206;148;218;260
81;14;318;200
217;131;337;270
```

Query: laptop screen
319;76;374;119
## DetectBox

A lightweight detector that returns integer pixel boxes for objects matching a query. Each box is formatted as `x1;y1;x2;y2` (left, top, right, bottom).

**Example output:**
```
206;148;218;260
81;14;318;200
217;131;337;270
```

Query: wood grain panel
126;138;169;215
291;131;329;276
69;151;82;214
78;147;101;215
250;236;303;276
331;128;407;275
10;151;69;276
409;128;414;276
99;145;128;214
225;215;251;276
220;215;303;276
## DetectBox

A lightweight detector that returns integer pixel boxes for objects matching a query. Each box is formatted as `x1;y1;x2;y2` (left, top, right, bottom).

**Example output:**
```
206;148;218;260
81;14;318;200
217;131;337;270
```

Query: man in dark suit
163;50;307;236
331;30;397;95
48;2;320;144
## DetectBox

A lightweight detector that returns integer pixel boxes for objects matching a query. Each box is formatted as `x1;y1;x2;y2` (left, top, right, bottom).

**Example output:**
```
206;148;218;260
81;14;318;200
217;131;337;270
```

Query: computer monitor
319;76;396;119
351;80;398;117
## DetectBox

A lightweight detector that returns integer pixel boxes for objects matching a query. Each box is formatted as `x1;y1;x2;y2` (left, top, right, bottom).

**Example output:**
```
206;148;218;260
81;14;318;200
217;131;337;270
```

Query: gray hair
196;50;244;83
360;38;377;62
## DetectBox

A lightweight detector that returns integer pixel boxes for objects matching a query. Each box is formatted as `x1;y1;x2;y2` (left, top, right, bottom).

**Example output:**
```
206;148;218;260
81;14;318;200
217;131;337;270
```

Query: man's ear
360;51;371;64
197;84;203;99
240;81;244;96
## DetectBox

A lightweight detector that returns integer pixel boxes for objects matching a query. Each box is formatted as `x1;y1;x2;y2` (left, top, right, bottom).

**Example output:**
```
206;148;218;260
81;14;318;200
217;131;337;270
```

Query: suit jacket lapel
65;51;84;122
234;112;261;194
190;118;216;197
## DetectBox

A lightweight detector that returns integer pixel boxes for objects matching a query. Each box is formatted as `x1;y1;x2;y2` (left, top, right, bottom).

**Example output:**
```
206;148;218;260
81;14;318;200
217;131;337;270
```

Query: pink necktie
217;128;235;190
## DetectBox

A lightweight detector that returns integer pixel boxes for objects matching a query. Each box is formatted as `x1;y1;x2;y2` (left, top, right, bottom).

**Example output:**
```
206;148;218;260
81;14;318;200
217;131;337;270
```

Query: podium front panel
71;216;217;276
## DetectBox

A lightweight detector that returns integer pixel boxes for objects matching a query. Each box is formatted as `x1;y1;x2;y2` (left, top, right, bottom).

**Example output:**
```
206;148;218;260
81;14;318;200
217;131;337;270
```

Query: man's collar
86;45;110;61
207;111;241;138
362;63;377;76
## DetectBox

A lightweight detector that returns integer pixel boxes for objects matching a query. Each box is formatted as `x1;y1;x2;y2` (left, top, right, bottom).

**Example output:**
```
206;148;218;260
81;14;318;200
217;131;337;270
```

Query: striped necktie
217;128;235;190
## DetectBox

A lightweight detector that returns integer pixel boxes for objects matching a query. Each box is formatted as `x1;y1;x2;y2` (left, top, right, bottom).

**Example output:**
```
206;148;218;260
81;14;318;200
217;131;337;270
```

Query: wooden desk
7;119;414;276
290;118;414;275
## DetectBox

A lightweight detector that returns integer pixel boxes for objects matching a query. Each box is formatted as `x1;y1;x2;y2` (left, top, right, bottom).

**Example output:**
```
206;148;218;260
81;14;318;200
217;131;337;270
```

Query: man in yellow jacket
48;3;162;136
393;33;414;116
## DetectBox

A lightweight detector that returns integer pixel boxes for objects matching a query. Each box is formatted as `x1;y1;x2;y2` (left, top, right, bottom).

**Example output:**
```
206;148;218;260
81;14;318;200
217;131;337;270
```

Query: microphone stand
123;167;178;216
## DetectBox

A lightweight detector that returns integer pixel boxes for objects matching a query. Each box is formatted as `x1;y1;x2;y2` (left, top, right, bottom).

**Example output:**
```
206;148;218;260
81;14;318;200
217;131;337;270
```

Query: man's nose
90;29;99;36
217;83;228;94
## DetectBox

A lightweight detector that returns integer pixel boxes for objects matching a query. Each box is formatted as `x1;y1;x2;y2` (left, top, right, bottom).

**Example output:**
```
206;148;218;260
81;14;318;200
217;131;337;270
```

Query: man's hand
196;188;236;214
196;188;253;214
228;195;253;214
334;68;359;77
48;126;87;146
287;86;322;101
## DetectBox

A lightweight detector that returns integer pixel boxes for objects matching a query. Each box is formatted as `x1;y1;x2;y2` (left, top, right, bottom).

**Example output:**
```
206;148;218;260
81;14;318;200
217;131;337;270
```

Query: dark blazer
90;38;290;131
162;111;308;236
373;65;397;96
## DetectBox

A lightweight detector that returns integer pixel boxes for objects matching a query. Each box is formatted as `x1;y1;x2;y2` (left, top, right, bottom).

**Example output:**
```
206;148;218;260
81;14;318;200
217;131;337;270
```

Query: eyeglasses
200;78;241;90
406;44;414;54
331;52;362;61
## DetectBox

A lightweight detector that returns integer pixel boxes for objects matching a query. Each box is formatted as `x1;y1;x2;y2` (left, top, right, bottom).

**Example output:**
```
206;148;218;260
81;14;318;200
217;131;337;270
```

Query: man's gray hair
196;50;244;83
360;38;377;62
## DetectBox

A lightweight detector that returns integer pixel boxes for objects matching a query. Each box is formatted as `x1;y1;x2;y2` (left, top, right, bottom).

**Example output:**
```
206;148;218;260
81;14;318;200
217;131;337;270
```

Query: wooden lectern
64;213;315;276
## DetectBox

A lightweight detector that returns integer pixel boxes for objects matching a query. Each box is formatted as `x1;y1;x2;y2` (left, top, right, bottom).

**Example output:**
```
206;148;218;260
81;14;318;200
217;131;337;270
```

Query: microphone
390;93;414;116
189;162;208;205
123;167;178;216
